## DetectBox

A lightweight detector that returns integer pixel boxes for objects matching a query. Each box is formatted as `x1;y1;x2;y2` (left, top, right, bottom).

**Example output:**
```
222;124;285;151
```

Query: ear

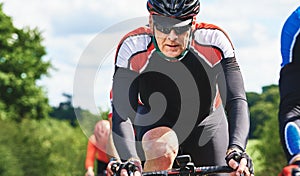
149;15;154;33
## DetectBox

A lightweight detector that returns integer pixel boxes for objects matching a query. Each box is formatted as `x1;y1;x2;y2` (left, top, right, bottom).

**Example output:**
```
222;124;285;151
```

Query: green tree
76;108;110;138
247;85;280;138
255;113;286;175
0;121;24;176
246;92;261;107
0;3;51;121
246;92;261;138
247;85;286;175
50;93;79;126
0;118;87;176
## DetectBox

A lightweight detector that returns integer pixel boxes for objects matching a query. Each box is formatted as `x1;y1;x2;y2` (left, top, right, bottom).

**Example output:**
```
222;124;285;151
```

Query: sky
0;0;299;114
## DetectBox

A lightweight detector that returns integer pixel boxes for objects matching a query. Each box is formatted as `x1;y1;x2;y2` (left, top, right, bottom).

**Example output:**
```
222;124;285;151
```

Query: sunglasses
154;22;191;35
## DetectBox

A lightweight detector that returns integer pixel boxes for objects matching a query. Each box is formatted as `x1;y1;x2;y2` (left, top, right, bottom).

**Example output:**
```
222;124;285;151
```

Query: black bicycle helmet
147;0;200;20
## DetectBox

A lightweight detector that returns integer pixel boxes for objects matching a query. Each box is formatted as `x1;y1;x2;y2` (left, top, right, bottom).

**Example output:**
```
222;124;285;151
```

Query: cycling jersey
279;6;300;164
280;6;300;67
85;135;110;170
111;22;250;164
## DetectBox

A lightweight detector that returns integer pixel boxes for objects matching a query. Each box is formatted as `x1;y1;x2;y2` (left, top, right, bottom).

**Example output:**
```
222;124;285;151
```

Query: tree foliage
0;118;87;176
247;84;280;138
247;85;286;175
50;93;79;126
0;3;51;121
76;107;110;138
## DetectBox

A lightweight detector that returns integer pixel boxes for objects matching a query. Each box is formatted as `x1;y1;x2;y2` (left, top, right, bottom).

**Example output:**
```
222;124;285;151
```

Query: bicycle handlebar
112;163;234;176
142;165;234;176
111;155;235;176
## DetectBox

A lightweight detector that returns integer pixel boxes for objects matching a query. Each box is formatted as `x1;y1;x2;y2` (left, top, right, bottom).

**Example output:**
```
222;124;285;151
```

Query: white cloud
72;17;148;112
198;0;298;93
236;38;281;92
1;0;299;111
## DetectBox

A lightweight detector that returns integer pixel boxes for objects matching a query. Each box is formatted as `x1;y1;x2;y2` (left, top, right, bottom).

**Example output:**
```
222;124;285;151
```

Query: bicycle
293;168;300;176
279;165;300;176
111;155;234;176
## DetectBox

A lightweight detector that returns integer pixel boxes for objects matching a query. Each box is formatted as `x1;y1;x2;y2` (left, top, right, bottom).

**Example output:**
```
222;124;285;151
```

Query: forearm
112;67;139;160
221;57;250;149
106;128;120;160
112;112;139;160
226;99;249;149
85;140;96;169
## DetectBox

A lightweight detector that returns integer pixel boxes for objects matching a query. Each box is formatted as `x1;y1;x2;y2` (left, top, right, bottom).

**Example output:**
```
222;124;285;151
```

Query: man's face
151;15;192;58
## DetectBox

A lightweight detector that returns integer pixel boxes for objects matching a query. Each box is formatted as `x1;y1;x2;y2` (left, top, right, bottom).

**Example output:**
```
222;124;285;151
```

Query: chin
164;52;181;58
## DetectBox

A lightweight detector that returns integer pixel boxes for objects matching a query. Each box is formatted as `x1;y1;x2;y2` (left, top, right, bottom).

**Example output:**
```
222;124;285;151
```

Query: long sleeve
85;137;97;169
112;67;140;160
221;57;250;150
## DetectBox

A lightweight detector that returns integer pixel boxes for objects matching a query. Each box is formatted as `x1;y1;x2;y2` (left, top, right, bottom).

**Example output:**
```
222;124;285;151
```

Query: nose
167;29;178;41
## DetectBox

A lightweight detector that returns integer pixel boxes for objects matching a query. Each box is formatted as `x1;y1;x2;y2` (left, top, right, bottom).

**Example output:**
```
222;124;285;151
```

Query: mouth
166;44;179;48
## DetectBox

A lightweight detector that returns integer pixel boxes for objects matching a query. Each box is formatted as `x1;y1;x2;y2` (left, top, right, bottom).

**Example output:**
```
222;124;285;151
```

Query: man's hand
85;167;95;176
107;159;142;176
225;148;254;176
107;160;120;176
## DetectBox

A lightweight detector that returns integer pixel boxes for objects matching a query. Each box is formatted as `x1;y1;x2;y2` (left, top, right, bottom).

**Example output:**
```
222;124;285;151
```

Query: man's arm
220;57;250;150
112;67;140;161
106;115;120;160
85;136;97;175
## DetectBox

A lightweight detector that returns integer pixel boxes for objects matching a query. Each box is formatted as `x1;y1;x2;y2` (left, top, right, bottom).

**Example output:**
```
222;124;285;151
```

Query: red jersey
85;135;109;169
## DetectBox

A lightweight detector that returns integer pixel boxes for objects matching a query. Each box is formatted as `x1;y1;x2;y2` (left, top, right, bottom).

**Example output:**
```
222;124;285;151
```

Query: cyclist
109;0;253;176
85;119;111;176
278;6;300;176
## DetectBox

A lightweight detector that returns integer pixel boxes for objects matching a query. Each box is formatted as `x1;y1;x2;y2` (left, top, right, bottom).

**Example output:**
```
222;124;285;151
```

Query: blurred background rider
85;119;111;176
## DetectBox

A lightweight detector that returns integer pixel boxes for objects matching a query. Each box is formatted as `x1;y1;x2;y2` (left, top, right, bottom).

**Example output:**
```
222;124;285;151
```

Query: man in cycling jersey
108;0;253;176
85;119;111;176
278;6;300;176
85;111;119;176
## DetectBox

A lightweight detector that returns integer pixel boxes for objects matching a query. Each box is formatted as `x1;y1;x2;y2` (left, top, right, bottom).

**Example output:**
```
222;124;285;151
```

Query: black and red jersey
111;22;250;161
